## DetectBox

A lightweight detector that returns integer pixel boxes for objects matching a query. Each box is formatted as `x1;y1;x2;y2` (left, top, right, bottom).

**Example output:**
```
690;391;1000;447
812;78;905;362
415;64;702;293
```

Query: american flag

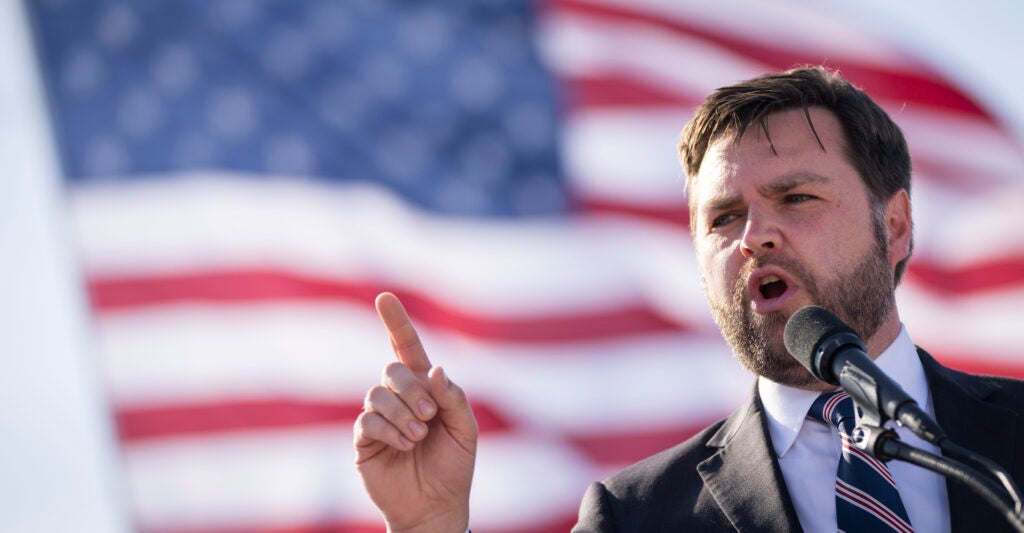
23;0;1024;531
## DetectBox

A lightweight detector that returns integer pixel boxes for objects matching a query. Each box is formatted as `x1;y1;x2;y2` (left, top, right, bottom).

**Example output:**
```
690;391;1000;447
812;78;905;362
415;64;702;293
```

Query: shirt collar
758;324;928;458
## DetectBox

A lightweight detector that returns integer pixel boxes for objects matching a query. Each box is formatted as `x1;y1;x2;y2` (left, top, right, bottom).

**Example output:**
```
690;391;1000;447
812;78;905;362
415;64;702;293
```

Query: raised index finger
374;292;432;373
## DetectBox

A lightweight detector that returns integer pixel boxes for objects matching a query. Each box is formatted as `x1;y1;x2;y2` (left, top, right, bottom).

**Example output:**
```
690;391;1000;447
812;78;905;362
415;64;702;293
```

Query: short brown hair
679;66;913;284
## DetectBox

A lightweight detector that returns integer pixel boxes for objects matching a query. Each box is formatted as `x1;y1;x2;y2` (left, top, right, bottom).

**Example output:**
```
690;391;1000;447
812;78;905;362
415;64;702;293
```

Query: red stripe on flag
567;416;723;465
906;257;1024;294
146;513;580;533
115;398;514;443
147;521;390;533
115;397;723;469
913;158;1015;191
84;260;1024;347
565;75;704;109
576;195;691;229
547;0;993;118
87;270;690;342
925;351;1024;381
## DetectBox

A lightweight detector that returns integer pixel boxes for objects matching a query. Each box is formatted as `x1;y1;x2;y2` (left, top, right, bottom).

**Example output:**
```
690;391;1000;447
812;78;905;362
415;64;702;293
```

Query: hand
353;292;478;533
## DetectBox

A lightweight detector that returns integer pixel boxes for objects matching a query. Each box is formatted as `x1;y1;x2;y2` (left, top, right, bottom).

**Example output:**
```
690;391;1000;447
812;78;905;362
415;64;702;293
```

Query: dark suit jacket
572;349;1024;532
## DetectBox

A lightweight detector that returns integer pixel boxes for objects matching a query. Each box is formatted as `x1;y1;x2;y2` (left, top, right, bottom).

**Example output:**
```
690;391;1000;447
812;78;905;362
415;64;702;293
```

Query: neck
864;310;903;360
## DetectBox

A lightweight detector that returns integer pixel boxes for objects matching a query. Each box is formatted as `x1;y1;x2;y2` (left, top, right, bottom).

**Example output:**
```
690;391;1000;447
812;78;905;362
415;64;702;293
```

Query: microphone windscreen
783;305;856;372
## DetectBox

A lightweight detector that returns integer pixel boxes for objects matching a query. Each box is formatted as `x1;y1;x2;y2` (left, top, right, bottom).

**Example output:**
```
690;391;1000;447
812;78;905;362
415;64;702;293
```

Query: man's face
690;107;901;389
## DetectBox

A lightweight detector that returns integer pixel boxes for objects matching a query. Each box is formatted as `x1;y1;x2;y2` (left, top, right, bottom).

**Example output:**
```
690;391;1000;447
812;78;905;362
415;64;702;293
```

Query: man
353;67;1024;532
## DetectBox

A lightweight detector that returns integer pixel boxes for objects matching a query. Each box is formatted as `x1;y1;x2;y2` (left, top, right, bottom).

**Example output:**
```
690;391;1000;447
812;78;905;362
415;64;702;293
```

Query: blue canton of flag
29;0;566;217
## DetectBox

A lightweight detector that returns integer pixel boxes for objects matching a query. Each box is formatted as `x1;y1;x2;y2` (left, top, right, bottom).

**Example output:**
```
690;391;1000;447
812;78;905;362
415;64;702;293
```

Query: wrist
386;510;469;533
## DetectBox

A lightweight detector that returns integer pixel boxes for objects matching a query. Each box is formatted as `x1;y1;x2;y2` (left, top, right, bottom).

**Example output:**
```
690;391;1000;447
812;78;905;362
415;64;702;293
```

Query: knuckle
353;410;378;439
352;411;365;434
447;382;468;404
358;411;388;435
381;361;408;380
356;412;408;449
364;385;392;408
382;364;424;396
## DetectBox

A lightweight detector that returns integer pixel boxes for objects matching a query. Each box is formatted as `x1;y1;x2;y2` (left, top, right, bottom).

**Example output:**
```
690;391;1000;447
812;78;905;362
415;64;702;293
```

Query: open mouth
759;275;789;300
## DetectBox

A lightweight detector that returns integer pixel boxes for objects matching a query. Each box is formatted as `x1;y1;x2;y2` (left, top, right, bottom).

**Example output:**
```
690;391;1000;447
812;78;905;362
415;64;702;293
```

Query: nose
740;206;780;258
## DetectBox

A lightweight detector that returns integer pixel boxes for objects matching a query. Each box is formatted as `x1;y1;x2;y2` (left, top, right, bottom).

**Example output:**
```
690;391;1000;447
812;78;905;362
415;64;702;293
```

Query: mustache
734;253;812;300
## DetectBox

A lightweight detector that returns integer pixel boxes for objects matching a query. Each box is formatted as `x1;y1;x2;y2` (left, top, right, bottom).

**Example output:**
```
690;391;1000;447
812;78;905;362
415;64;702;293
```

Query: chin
768;370;834;391
743;351;824;390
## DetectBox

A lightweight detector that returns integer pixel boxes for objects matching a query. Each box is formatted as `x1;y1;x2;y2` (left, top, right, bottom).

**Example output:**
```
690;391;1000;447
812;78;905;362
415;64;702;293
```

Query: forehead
691;107;858;206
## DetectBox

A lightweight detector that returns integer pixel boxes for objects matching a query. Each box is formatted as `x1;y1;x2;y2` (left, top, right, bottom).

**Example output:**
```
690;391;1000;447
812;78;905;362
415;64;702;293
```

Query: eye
710;213;739;228
783;193;815;204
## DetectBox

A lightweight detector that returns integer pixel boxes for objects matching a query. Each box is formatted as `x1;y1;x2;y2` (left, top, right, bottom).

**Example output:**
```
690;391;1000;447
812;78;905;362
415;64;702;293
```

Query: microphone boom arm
853;424;1024;533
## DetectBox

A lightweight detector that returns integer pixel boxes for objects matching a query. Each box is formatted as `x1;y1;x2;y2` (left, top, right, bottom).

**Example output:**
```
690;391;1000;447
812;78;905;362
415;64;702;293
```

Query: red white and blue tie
809;391;915;533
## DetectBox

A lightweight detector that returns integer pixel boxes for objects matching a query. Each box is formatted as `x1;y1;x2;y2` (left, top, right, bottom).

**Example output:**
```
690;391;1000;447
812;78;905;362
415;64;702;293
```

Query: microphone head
783;306;861;384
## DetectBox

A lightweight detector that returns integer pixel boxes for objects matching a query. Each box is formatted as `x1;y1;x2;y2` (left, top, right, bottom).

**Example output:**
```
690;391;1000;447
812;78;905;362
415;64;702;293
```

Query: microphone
783;305;947;444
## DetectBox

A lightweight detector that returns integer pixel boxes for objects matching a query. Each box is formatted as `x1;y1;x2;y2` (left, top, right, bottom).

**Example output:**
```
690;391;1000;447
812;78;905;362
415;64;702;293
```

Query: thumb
428;366;478;447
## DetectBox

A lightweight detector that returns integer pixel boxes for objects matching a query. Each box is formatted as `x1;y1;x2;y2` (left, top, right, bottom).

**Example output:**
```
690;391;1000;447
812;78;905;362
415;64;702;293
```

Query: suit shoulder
932;358;1024;408
920;347;1024;413
967;373;1024;409
972;372;1024;393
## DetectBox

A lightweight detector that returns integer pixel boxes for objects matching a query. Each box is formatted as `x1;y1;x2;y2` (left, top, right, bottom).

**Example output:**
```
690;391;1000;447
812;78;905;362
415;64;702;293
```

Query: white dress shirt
758;325;951;533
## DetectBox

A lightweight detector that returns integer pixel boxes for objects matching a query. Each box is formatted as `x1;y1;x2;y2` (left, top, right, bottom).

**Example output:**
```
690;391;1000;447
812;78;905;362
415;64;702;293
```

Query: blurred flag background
4;0;1024;532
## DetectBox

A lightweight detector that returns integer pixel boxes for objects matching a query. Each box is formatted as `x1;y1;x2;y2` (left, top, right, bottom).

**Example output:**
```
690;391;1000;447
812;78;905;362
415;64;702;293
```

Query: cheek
800;223;875;282
696;245;738;298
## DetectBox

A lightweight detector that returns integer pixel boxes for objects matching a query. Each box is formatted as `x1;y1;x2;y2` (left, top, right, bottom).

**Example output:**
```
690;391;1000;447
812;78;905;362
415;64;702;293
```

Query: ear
884;189;912;270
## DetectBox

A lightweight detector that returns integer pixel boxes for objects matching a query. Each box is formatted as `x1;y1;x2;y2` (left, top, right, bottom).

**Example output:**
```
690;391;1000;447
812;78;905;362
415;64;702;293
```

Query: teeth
760;275;780;287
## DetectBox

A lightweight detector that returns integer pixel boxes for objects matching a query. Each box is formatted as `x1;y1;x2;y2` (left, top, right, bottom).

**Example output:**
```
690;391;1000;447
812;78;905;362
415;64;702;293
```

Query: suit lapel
920;348;1020;532
697;391;803;533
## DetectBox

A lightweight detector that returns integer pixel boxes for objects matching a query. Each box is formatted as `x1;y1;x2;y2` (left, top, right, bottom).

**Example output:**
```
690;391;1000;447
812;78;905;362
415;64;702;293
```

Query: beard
708;215;896;389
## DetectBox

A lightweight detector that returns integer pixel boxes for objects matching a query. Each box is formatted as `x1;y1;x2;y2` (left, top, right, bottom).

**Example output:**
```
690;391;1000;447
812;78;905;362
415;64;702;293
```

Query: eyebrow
701;172;832;213
703;193;743;214
758;172;831;196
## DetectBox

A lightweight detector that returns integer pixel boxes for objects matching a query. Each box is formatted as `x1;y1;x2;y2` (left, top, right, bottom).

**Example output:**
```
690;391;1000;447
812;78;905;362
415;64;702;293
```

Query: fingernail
418;399;435;418
398;435;414;449
409;420;427;438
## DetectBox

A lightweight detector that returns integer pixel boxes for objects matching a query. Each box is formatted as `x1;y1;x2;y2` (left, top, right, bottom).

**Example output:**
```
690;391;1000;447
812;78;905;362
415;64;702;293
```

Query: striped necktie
809;391;914;533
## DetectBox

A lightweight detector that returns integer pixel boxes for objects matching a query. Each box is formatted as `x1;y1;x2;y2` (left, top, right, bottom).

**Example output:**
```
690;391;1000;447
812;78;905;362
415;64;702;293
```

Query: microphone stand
782;306;1024;529
851;405;1024;532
